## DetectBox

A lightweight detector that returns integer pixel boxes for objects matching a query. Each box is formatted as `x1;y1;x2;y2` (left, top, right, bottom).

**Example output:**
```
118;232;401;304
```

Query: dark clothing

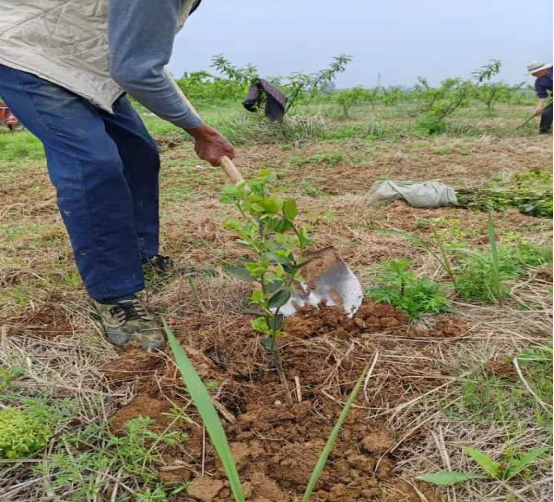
540;103;553;133
535;67;553;99
0;64;160;301
243;79;287;121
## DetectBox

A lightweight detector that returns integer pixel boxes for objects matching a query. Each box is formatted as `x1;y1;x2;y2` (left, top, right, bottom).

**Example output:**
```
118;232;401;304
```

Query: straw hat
527;61;552;75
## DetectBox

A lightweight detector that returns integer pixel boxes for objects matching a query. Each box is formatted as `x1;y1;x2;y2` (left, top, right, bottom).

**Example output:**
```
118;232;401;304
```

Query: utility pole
377;72;382;88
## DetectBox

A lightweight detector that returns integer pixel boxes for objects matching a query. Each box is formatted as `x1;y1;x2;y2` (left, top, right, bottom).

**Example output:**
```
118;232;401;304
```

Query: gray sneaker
92;297;165;351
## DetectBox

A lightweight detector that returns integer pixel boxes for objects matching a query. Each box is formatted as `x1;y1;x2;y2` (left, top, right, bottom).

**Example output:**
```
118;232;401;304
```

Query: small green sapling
221;169;313;375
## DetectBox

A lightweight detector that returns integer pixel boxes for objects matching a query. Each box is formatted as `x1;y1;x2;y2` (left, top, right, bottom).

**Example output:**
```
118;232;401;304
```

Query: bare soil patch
102;299;466;501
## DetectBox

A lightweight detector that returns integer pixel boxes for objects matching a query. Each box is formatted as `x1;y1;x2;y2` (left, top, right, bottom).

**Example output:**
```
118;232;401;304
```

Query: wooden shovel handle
220;155;244;184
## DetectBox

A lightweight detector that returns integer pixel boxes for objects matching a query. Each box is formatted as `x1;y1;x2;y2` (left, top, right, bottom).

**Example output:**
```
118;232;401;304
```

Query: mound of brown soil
105;299;446;501
284;299;408;339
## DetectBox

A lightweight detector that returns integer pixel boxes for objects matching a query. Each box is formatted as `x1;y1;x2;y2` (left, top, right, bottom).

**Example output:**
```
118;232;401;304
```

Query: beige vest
0;0;194;112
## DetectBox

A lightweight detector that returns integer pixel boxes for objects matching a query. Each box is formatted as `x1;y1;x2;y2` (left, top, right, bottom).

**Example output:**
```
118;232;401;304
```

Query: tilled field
0;107;552;501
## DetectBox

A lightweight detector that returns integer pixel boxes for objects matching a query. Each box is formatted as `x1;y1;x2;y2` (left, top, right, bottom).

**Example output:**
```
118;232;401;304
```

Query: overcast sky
170;0;553;89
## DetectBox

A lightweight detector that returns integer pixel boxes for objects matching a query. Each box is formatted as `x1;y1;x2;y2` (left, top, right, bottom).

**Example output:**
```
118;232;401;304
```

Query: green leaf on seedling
261;197;283;214
268;314;285;330
252;317;269;332
504;448;548;480
245;262;269;276
249;289;264;302
268;290;292;309
263;217;293;233
416;471;485;486
267;280;285;293
283;199;298;220
260;336;277;351
224;265;255;282
298;227;313;247
464;448;502;478
220;184;244;204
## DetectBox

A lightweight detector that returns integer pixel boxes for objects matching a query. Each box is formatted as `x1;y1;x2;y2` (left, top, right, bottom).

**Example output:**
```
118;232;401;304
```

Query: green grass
291;150;343;166
447;346;553;429
33;417;190;502
454;237;553;303
0;131;44;161
301;179;328;198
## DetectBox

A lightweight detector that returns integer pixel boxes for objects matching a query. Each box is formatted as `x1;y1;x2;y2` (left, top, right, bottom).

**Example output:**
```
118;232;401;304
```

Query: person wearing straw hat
527;61;553;134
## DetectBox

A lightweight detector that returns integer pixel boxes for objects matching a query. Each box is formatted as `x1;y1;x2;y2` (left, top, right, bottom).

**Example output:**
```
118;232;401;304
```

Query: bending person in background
527;61;553;134
0;0;234;350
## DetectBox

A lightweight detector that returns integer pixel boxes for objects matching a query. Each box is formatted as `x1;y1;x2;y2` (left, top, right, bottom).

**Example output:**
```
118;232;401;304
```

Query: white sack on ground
367;180;458;208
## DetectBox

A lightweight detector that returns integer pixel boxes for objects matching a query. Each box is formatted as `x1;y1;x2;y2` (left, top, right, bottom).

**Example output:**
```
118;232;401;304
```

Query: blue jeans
0;64;160;300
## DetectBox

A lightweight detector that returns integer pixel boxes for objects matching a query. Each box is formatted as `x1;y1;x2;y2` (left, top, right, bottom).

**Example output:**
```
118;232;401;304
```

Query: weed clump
414;113;448;135
0;406;54;459
454;236;552;302
291;150;343;166
367;258;450;319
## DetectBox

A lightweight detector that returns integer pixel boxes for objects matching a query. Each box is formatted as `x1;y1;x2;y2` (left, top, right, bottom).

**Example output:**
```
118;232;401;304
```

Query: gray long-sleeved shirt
108;0;203;129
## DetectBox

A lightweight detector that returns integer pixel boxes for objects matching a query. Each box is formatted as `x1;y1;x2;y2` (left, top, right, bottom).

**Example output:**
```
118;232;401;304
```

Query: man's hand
534;98;546;117
185;124;235;166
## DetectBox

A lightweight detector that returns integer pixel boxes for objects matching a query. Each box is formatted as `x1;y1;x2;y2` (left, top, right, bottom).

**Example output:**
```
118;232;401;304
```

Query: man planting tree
527;61;553;134
0;0;235;350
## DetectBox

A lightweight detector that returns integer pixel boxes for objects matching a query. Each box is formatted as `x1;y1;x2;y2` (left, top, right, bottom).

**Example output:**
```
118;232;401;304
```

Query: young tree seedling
221;169;313;389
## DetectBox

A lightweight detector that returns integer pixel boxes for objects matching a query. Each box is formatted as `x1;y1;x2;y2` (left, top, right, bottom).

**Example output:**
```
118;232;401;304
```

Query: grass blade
163;319;245;502
302;363;370;502
487;208;502;299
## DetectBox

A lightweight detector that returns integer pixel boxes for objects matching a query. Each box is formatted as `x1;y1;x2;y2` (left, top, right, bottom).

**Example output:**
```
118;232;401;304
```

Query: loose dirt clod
362;430;395;454
109;394;171;434
187;476;225;502
284;299;409;339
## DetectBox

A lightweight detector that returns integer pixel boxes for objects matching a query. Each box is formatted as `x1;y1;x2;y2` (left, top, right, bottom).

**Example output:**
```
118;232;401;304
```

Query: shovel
219;156;363;317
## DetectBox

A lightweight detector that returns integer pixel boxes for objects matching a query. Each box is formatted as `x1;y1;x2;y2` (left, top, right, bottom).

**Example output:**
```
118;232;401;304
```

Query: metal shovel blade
280;247;363;317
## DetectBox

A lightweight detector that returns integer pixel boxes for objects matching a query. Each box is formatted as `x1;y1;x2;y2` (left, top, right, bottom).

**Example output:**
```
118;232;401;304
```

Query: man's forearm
535;98;546;115
108;0;203;129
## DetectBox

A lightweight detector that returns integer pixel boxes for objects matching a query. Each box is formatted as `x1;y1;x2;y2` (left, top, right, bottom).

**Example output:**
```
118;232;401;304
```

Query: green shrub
0;407;54;459
414;113;448;135
367;258;450;319
333;87;377;117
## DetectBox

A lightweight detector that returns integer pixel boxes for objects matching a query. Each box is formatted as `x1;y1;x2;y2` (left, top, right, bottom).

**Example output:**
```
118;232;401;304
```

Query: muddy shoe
92;297;165;351
144;254;217;277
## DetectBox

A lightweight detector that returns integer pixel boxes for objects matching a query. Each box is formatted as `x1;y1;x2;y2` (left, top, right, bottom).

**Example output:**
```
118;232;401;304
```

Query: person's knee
129;133;160;169
49;148;124;190
143;134;160;161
